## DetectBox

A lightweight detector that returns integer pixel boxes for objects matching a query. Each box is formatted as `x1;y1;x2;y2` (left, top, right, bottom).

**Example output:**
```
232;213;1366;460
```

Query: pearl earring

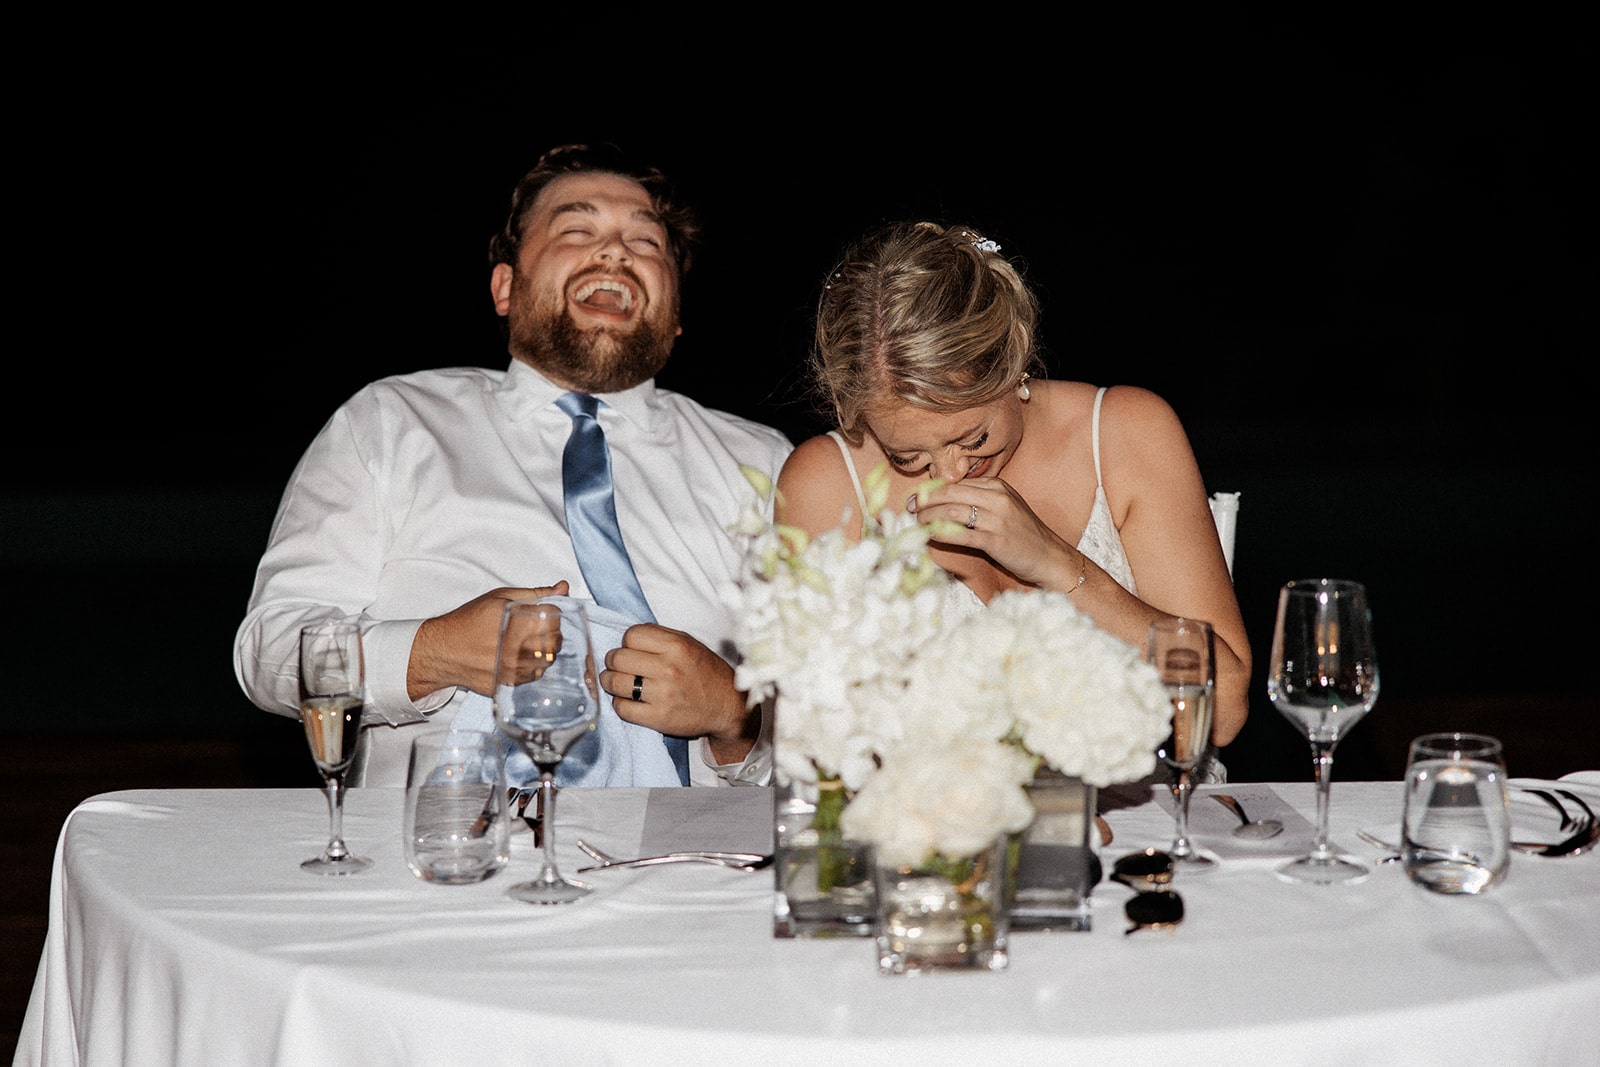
1017;373;1031;402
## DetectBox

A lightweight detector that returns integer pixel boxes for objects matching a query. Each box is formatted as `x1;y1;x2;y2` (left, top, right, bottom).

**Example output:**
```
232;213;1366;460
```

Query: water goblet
1267;578;1380;885
493;597;600;904
298;621;373;874
1147;618;1217;872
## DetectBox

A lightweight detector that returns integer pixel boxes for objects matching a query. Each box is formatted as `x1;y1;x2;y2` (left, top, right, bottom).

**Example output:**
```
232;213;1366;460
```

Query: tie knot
556;391;602;421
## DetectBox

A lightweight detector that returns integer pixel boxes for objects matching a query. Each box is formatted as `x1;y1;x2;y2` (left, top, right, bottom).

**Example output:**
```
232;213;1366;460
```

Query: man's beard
508;292;676;394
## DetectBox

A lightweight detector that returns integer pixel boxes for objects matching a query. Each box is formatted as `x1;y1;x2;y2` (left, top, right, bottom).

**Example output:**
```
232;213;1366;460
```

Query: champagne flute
493;597;600;904
1267;578;1380;885
1147;618;1217;872
298;622;373;874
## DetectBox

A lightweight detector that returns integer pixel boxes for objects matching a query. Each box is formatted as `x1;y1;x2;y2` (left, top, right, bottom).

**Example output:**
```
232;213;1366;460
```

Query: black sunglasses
1110;848;1185;935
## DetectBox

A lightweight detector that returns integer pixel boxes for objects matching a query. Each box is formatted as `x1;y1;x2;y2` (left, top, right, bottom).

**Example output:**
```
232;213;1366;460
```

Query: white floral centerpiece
729;464;1173;872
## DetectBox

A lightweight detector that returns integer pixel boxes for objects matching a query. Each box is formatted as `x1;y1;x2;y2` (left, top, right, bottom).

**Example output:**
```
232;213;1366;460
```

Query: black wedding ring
1111;848;1185;935
631;675;644;702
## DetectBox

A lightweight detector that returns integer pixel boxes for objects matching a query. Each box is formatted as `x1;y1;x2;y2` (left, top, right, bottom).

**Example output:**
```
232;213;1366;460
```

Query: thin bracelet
1067;555;1087;594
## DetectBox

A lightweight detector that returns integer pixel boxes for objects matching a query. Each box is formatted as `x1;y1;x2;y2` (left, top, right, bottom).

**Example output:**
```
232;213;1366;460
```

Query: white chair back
1209;491;1239;578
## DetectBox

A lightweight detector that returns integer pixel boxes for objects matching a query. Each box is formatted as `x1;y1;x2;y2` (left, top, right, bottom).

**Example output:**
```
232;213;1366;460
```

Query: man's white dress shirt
233;359;794;786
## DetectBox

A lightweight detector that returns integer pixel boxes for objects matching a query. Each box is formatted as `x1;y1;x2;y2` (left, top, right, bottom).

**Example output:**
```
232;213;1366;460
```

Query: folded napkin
1180;785;1318;859
1537;770;1600;795
451;596;683;788
639;788;774;855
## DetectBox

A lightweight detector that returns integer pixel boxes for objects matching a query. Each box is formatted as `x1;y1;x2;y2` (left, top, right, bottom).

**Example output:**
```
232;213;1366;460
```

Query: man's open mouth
572;278;634;312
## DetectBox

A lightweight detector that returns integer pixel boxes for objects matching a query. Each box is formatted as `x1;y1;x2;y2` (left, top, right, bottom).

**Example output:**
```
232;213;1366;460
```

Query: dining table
17;774;1600;1066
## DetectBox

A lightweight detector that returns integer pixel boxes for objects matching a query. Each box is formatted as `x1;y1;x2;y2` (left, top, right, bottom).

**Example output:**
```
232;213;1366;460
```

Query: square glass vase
772;779;876;938
1009;768;1099;931
874;835;1012;974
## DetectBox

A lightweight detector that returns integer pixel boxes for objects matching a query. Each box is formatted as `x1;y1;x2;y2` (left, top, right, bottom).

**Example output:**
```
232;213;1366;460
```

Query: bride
774;220;1251;757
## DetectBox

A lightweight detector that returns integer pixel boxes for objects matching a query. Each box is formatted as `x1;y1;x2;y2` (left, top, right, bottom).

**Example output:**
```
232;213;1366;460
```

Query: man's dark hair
488;143;701;274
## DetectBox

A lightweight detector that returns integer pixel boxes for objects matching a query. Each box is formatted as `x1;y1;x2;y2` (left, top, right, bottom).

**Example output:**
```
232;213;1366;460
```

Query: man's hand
407;582;570;701
601;624;758;766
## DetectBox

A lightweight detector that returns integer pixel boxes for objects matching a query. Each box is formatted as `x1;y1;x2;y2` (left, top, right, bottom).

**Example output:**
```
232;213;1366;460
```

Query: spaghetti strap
1078;385;1137;596
1090;386;1108;488
828;431;871;535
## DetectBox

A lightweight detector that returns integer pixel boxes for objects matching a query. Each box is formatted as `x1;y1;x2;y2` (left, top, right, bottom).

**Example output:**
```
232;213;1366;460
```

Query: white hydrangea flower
727;466;1173;865
842;741;1037;869
973;590;1172;787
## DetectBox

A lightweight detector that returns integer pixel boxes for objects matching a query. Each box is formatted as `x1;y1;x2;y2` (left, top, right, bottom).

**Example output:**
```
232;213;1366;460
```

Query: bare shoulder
1030;378;1103;409
1025;379;1178;447
1023;379;1103;440
776;433;864;536
777;433;849;493
1099;382;1181;421
1097;385;1190;455
1092;385;1203;518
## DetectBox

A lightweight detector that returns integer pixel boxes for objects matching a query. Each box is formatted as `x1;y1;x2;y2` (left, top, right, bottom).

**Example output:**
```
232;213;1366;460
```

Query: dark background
2;12;1594;1054
6;18;1596;769
11;14;1592;768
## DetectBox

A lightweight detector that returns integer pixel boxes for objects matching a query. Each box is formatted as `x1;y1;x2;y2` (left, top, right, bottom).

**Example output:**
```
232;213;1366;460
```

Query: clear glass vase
1010;768;1099;931
874;836;1011;974
772;779;876;938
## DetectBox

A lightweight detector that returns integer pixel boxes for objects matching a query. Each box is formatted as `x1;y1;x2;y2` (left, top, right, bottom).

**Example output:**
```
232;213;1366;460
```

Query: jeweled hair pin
960;229;1001;254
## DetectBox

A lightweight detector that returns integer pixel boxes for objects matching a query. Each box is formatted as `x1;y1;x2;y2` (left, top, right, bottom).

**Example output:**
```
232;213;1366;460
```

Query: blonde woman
776;220;1250;758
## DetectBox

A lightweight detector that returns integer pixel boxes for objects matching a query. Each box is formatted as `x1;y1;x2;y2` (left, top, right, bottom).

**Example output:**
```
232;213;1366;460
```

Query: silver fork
1554;788;1596;828
1513;787;1596;858
1355;829;1403;863
1518;788;1581;832
1511;820;1600;858
1362;824;1598;860
573;838;771;872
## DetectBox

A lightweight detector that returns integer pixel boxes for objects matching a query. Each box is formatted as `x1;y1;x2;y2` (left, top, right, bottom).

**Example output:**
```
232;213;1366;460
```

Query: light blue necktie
555;391;690;786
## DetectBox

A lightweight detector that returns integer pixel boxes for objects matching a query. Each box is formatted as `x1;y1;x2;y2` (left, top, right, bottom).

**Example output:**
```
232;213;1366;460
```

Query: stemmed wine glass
1267;578;1380;885
493;597;600;904
1147;618;1217;872
298;622;373;874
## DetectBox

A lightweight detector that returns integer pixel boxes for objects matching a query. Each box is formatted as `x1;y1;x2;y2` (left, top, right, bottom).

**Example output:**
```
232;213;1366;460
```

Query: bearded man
235;144;793;788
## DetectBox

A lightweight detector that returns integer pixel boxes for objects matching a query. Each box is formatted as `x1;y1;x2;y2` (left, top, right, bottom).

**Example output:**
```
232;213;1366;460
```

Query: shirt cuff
694;701;773;787
362;617;443;726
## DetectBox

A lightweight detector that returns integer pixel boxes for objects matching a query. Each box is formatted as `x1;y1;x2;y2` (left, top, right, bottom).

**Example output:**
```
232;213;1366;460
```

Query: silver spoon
1212;794;1284;840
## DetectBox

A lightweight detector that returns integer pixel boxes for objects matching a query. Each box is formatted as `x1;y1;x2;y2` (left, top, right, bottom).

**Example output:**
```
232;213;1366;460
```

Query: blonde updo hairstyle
811;220;1044;444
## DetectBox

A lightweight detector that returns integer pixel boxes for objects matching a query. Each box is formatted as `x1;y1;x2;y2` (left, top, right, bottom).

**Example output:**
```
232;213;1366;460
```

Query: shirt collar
500;358;660;430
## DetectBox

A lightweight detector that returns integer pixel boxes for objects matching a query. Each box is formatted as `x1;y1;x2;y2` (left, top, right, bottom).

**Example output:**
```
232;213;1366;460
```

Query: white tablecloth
17;779;1600;1066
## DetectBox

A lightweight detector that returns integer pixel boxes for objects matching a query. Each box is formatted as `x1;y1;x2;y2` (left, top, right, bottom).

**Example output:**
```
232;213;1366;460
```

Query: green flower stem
814;778;853;893
904;851;996;945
